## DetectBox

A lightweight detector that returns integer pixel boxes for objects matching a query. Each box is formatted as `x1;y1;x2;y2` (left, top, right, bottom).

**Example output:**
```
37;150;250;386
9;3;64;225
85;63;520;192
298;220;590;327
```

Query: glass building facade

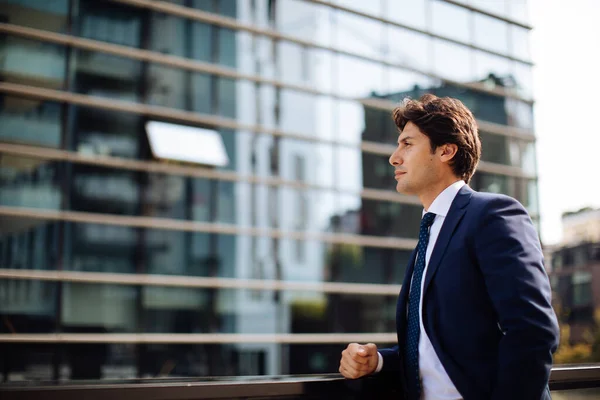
0;0;537;380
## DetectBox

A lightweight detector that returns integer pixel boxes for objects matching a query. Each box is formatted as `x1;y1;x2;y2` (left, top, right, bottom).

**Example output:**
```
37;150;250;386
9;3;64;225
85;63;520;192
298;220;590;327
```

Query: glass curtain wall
0;0;540;380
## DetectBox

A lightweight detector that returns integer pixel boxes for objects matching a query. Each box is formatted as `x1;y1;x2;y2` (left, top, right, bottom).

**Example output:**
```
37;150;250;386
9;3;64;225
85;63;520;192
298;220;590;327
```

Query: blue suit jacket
379;185;559;400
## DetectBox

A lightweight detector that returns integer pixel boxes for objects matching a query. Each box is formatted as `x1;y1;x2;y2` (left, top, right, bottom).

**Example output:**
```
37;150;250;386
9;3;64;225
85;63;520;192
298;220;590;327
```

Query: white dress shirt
376;180;465;400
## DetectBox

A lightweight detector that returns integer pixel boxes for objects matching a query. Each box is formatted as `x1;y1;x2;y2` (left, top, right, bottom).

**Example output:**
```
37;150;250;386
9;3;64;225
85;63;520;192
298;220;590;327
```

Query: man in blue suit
339;94;559;399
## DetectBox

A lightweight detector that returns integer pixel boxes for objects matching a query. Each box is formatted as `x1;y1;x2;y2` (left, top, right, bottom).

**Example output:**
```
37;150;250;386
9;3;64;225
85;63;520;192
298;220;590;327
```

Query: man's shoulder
466;189;528;217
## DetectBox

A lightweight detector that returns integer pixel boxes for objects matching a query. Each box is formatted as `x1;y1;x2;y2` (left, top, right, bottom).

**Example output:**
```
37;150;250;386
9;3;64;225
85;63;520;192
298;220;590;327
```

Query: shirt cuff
374;351;383;374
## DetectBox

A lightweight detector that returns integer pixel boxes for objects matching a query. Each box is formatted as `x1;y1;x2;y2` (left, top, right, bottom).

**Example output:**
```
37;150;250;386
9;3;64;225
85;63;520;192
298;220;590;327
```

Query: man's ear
439;144;458;163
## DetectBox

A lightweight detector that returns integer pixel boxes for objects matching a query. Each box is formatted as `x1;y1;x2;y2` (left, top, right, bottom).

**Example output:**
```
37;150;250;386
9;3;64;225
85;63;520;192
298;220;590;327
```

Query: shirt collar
423;180;466;218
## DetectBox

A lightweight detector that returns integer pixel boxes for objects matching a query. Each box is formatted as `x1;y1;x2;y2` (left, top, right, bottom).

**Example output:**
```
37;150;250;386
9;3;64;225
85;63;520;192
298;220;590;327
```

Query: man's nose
389;150;402;166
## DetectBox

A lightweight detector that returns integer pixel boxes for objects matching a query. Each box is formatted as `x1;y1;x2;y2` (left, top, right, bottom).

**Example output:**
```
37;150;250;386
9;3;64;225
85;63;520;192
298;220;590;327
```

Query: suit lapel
422;185;473;295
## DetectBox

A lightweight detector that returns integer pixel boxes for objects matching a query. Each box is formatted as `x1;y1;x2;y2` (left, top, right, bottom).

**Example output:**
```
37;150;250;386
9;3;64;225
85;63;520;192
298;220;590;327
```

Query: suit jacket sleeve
473;196;559;400
378;346;400;374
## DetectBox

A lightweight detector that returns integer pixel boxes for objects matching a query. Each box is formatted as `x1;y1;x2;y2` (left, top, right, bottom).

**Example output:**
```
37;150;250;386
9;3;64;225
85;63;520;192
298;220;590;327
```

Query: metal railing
1;365;599;399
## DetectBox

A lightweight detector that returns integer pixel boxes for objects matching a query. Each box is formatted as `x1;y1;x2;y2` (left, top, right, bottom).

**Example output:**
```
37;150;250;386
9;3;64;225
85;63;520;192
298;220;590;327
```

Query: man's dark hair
392;94;481;183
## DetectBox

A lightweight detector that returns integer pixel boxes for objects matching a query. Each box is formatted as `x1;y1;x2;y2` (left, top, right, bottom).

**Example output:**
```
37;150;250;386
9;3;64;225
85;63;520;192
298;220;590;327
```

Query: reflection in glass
473;172;511;197
1;215;417;281
310;48;334;93
470;0;508;19
387;67;438;97
513;61;534;99
77;0;142;47
277;0;333;48
72;49;141;103
0;0;68;32
335;54;385;98
480;131;510;165
362;152;395;191
334;8;385;60
71;105;140;158
386;26;432;72
360;199;423;240
277;41;313;86
508;2;531;26
279;89;322;139
0;156;62;210
0;96;63;148
474;51;513;86
521;140;537;175
387;0;427;30
362;103;397;146
334;147;363;191
3;280;398;334
335;0;382;17
0;279;57;331
433;40;474;82
335;99;366;144
506;98;534;130
0;37;66;89
510;25;531;61
431;1;471;43
473;13;509;55
524;179;539;215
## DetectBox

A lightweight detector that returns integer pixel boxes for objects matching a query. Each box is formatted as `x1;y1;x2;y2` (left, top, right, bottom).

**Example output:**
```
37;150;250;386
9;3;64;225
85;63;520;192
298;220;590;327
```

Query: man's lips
394;171;406;178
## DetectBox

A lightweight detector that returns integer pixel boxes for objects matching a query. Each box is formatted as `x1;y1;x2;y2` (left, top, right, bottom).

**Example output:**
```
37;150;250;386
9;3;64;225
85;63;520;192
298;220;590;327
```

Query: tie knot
421;212;436;229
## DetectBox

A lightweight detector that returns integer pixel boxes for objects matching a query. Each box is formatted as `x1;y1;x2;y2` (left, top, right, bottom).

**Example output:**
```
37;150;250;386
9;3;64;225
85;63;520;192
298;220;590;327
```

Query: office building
0;0;536;380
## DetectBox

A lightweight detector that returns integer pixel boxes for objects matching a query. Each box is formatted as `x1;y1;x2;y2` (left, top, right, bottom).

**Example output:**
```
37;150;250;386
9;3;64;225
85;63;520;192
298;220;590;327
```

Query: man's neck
419;178;463;211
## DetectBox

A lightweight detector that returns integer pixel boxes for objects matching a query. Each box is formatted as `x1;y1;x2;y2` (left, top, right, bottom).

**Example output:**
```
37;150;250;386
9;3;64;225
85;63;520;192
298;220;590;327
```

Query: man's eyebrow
398;135;414;144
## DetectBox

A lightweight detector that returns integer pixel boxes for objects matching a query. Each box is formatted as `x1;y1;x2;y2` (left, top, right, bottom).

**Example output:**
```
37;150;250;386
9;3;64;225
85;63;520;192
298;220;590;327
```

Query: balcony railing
1;365;600;399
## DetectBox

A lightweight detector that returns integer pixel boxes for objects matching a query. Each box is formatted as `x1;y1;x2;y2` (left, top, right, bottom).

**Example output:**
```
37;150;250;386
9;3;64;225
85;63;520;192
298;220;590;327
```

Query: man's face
388;121;441;195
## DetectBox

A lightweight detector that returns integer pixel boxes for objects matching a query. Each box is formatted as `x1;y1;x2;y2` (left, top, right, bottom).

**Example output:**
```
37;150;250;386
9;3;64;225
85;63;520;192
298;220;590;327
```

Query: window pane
480;131;510;165
335;55;385;98
362;104;397;146
524;179;539;215
473;13;509;55
508;2;531;26
0;280;57;329
386;26;431;72
335;98;365;144
276;0;333;47
72;49;142;103
1;217;417;285
2;280;399;334
431;1;471;43
0;96;63;148
473;171;511;196
388;0;427;30
510;25;531;61
0;156;62;210
77;0;142;47
505;98;534;130
433;40;474;82
513;62;534;99
387;68;439;99
470;0;508;18
279;89;330;140
334;9;385;60
474;51;514;84
0;0;69;32
333;146;362;191
0;36;66;89
335;0;382;16
0;154;425;238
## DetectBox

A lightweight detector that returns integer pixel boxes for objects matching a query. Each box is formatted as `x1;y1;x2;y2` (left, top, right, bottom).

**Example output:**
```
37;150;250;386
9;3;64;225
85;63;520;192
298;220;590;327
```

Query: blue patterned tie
405;212;436;400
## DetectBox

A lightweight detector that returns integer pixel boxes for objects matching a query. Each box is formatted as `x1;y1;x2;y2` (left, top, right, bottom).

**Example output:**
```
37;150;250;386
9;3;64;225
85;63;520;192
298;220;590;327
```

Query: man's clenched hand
339;343;379;379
